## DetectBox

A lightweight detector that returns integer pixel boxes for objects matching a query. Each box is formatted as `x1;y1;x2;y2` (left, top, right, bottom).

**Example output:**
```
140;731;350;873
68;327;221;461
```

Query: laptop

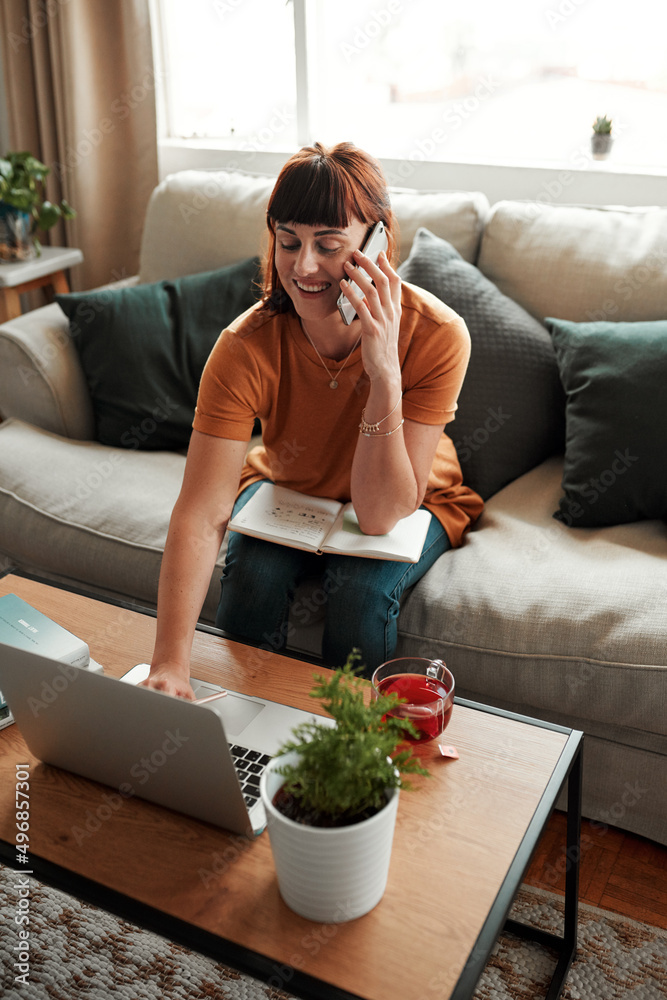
0;643;332;837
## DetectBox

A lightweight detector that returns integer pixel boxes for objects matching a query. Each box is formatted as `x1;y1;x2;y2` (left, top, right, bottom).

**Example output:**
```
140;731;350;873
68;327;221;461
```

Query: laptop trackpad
195;686;265;737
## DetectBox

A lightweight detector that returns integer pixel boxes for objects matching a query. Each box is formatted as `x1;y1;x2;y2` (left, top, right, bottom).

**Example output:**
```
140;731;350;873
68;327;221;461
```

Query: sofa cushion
389;187;489;265
398;455;667;743
398;228;565;499
138;168;491;283
57;257;261;450
478;201;667;323
545;317;667;527
0;420;227;622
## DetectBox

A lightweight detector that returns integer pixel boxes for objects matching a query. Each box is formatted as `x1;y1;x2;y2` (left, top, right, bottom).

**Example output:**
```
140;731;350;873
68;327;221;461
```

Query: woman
145;142;483;698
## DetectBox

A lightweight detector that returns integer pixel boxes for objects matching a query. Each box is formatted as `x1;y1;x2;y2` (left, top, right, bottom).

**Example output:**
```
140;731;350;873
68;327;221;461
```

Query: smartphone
337;220;389;325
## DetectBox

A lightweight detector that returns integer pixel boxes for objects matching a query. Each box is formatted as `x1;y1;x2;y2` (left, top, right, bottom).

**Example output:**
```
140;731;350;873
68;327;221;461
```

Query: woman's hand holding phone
337;221;389;325
340;230;403;386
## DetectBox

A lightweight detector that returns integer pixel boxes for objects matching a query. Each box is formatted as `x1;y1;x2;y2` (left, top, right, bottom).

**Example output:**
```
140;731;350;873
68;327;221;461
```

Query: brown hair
261;142;398;312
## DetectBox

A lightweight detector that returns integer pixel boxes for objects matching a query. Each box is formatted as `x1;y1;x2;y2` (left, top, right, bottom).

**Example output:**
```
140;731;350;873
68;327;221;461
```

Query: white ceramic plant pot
260;750;400;923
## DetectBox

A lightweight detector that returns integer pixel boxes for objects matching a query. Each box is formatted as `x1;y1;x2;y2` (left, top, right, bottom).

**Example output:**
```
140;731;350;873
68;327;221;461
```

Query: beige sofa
0;168;665;845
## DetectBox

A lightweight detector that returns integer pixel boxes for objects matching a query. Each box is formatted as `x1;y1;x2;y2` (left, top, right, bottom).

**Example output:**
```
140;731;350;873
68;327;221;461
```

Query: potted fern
259;650;428;922
591;115;613;160
0;151;75;261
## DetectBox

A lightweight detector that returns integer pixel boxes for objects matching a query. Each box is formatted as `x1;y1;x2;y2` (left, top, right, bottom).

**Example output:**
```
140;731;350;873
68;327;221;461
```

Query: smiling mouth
294;279;332;294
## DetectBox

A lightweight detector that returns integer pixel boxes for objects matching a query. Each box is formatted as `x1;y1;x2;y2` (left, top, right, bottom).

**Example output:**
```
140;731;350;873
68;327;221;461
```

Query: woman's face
274;217;370;324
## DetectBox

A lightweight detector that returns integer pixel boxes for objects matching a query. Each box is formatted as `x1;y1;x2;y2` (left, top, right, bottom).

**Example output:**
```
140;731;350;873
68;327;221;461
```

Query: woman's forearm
145;432;248;698
151;506;228;676
350;377;419;533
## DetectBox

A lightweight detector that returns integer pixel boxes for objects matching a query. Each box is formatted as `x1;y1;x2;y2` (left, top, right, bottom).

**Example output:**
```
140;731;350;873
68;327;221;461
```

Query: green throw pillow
57;257;261;449
545;317;667;527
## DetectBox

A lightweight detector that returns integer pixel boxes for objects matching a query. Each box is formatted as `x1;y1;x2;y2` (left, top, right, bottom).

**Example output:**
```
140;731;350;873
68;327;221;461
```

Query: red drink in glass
375;671;454;743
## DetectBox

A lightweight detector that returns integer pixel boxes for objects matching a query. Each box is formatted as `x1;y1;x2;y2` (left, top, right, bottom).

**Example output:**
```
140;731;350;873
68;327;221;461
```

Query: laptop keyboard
229;744;273;807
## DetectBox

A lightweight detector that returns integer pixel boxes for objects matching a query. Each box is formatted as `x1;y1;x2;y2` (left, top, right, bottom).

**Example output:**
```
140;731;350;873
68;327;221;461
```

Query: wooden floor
524;810;667;930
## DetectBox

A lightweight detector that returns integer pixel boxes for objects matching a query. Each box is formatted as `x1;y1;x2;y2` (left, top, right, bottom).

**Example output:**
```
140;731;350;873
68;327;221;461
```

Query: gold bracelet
360;418;404;438
359;392;403;434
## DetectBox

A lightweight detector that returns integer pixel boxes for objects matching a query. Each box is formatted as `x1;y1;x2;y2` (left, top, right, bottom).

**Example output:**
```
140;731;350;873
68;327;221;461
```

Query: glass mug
371;657;455;743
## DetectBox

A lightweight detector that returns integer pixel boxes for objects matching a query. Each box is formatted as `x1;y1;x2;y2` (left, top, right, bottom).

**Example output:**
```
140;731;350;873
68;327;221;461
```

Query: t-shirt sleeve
193;327;260;440
401;310;471;426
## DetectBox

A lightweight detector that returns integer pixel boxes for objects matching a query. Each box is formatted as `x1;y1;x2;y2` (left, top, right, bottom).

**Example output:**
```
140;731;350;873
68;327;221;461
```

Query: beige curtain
0;0;158;290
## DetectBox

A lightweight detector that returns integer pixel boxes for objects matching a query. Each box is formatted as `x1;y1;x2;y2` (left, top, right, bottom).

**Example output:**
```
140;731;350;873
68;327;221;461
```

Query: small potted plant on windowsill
0;150;76;262
591;115;613;161
259;650;429;923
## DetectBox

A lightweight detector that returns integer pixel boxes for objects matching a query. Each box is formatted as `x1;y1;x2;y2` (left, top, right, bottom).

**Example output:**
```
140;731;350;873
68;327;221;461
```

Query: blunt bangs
268;159;361;231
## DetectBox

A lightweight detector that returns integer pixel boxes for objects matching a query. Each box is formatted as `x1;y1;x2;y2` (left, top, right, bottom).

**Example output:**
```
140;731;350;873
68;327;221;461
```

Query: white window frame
151;0;667;209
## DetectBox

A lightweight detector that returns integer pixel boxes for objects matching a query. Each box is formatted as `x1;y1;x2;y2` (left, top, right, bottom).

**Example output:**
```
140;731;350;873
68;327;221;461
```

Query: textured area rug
480;884;667;1000
1;869;665;999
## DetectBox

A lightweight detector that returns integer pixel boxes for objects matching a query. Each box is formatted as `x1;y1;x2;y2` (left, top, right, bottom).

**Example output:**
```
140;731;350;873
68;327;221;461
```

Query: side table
0;245;83;322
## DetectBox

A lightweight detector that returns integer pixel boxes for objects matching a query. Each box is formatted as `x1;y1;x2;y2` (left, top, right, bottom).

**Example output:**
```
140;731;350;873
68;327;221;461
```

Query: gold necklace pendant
301;321;361;390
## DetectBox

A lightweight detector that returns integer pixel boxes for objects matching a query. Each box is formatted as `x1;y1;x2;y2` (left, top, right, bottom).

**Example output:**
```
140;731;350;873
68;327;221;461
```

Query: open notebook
229;482;432;563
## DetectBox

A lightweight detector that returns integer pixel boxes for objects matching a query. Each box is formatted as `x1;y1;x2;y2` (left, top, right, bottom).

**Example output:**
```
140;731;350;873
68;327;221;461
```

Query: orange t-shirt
193;280;483;546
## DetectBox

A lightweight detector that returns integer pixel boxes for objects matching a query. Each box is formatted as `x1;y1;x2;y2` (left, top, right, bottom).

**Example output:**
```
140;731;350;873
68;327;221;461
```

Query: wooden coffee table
0;573;583;1000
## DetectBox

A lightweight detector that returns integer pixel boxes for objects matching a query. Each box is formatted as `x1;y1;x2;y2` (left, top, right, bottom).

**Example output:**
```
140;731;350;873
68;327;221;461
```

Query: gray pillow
398;228;565;499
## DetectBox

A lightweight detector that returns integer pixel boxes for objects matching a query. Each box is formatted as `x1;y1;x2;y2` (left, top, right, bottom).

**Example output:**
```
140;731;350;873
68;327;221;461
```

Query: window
156;0;667;172
158;0;298;148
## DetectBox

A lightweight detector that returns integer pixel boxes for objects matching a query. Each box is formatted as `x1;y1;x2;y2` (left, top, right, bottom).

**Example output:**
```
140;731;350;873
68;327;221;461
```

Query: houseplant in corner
259;650;429;923
0;150;75;262
591;115;613;160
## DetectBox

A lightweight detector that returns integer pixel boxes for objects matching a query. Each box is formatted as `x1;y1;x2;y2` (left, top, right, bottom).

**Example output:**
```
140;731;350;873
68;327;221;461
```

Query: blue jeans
216;480;452;676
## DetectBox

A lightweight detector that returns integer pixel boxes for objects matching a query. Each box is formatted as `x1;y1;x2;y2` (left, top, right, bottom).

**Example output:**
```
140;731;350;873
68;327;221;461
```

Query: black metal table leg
505;738;583;999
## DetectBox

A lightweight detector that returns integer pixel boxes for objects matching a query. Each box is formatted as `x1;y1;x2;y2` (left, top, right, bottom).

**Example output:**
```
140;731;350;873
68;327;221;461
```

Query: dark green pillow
545;317;667;527
57;257;261;449
398;228;565;499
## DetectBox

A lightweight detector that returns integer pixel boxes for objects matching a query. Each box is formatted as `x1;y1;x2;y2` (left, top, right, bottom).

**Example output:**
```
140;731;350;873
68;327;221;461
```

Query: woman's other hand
140;661;196;700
